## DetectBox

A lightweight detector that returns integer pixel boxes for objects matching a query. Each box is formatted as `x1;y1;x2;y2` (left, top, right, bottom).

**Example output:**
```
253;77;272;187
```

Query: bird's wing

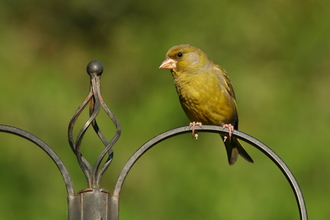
217;65;236;100
214;64;239;129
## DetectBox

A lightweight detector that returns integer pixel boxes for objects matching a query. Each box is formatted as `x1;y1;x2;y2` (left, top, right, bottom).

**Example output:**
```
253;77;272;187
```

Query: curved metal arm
0;124;75;196
113;125;308;220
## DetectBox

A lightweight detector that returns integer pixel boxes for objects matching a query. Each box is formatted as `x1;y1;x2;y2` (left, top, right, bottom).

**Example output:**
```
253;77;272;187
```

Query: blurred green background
0;0;329;219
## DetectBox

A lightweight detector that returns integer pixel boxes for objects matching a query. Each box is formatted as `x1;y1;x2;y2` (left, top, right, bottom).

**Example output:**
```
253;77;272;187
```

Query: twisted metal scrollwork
68;61;121;189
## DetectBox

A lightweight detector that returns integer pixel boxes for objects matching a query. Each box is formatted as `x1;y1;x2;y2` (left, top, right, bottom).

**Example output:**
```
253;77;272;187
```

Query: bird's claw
189;122;203;140
222;124;234;142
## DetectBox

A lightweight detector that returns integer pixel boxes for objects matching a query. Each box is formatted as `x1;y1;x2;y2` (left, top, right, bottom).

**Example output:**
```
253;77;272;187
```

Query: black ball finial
86;61;103;76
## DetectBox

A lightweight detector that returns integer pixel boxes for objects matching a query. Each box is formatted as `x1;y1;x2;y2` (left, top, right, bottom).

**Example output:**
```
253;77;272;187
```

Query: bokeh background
0;0;329;219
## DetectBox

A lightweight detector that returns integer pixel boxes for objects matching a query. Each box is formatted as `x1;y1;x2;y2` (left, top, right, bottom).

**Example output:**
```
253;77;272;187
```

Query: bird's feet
222;124;234;142
189;122;203;140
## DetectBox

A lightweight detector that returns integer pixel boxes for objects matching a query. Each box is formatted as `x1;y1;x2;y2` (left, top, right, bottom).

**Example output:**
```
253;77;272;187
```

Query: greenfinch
159;44;253;165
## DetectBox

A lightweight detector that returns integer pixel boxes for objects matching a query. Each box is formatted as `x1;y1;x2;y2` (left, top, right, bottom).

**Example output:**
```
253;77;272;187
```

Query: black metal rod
113;125;308;220
68;88;94;187
0;124;75;196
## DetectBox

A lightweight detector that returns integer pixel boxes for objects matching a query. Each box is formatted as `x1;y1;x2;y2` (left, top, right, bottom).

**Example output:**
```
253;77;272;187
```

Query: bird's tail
221;135;254;165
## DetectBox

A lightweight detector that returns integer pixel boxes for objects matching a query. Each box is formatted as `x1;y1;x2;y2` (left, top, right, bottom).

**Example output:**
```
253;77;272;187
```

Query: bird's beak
159;58;177;69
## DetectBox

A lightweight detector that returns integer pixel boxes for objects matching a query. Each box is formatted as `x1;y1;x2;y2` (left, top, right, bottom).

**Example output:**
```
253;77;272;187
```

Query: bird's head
159;44;210;75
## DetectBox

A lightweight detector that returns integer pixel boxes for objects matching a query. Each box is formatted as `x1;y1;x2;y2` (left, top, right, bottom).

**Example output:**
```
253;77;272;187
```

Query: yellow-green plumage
159;44;253;165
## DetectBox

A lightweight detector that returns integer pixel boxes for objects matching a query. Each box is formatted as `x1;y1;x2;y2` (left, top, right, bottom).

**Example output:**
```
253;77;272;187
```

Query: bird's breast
174;73;237;126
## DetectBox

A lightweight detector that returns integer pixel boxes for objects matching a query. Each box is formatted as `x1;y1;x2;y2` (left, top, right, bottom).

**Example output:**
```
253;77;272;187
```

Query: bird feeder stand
0;61;308;220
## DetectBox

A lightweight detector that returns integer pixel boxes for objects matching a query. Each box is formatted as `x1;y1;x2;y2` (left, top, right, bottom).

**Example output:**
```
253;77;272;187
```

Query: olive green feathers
160;44;253;165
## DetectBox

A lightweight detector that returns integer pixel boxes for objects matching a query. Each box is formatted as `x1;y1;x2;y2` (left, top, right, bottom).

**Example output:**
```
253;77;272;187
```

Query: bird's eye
177;52;183;57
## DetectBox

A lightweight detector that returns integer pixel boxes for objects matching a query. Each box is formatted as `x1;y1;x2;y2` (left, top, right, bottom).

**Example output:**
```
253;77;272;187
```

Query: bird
159;44;253;165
